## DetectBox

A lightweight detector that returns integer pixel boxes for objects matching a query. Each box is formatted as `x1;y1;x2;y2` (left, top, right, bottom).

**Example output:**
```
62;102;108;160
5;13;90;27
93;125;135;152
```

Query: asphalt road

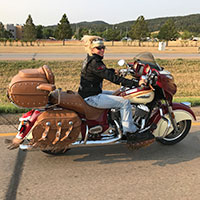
0;52;200;60
1;124;200;200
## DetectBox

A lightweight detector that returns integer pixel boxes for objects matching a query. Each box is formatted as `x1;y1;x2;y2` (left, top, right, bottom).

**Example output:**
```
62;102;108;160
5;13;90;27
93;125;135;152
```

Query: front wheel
156;120;191;145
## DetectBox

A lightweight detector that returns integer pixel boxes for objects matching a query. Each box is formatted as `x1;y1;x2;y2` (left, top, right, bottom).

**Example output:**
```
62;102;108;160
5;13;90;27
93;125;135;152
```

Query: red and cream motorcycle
7;53;196;154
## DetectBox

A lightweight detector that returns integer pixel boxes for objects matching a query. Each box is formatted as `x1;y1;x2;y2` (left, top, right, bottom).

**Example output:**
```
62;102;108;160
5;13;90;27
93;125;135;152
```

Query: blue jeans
84;91;138;133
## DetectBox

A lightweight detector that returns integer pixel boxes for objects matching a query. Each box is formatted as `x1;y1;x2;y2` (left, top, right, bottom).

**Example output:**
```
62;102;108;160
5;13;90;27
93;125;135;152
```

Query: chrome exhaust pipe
73;120;123;145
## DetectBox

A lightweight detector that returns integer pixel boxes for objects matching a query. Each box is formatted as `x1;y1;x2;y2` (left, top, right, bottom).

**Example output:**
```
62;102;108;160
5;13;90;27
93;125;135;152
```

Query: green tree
0;22;6;38
23;15;37;45
102;27;120;46
151;32;158;40
43;28;55;39
74;27;89;40
129;16;149;46
56;14;72;45
158;19;179;46
36;25;43;39
181;30;192;40
180;30;193;47
0;22;11;39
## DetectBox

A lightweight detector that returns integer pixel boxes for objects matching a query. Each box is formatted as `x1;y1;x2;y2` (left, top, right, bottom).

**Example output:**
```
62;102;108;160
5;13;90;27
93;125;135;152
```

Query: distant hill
70;14;200;34
46;13;200;34
146;14;200;32
71;20;111;32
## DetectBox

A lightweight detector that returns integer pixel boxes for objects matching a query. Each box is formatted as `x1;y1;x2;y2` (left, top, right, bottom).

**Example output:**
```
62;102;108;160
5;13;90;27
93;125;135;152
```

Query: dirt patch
191;106;200;117
0;113;22;125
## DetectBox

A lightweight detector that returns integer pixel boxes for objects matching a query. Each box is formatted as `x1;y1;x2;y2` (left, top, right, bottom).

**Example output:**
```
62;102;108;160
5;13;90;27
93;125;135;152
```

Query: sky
0;0;200;26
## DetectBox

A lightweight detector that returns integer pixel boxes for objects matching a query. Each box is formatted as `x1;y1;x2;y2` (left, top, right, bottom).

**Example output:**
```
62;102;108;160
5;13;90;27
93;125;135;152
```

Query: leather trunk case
31;109;81;149
8;65;54;108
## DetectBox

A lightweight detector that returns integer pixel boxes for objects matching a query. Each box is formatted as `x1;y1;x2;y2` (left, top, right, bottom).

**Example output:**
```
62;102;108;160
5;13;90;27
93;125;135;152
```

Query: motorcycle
7;53;196;154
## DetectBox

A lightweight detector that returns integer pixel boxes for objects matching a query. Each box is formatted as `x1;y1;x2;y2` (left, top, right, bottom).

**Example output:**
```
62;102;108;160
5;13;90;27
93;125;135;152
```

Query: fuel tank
120;88;155;104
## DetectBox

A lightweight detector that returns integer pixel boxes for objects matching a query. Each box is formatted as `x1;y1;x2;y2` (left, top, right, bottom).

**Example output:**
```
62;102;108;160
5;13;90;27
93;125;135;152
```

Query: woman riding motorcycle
78;35;155;148
7;36;155;150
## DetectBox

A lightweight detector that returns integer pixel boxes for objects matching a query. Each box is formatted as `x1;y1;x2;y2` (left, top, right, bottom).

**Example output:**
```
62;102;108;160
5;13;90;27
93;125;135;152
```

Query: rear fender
19;110;41;140
151;103;196;137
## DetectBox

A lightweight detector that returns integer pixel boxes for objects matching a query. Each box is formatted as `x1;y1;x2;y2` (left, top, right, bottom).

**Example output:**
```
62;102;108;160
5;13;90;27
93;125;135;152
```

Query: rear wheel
156;120;191;145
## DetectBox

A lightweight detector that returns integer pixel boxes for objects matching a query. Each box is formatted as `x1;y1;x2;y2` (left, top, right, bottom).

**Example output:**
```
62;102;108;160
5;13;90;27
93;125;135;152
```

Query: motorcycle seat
49;90;105;120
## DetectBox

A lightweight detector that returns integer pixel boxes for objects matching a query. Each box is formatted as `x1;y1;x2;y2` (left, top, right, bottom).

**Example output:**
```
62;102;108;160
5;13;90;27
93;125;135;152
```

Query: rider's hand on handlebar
139;77;147;87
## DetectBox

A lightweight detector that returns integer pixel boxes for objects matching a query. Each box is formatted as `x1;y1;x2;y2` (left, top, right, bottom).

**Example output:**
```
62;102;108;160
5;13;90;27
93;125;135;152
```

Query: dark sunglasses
96;46;105;50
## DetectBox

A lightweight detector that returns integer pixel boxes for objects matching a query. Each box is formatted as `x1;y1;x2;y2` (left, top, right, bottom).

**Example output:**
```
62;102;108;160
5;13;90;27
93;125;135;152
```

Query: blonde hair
81;35;104;56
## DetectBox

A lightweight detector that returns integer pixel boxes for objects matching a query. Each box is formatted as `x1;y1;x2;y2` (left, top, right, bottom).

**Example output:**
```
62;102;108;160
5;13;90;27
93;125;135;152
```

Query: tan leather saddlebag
7;65;55;108
30;109;81;152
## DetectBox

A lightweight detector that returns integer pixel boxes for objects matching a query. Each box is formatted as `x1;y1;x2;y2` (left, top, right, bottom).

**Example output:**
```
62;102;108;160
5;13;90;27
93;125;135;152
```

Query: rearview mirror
118;59;125;66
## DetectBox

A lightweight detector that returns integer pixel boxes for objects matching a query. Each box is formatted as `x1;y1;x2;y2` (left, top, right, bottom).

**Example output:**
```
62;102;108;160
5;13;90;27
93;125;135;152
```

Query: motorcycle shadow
54;131;200;166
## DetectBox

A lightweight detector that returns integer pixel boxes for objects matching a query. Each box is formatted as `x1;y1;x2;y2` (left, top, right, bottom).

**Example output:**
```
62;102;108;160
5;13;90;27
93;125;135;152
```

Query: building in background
3;24;24;40
16;25;23;39
4;24;16;39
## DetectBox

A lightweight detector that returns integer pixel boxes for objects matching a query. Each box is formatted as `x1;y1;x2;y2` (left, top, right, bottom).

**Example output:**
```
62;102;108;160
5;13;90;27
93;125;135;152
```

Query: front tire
156;120;191;145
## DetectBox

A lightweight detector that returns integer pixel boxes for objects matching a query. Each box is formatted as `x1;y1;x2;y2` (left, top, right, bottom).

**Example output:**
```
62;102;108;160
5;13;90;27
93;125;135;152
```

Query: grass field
0;40;200;113
0;58;200;113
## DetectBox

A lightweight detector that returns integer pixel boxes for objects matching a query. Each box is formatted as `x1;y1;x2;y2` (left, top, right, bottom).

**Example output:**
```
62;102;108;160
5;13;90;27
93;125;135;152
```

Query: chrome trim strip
73;120;122;145
83;125;89;144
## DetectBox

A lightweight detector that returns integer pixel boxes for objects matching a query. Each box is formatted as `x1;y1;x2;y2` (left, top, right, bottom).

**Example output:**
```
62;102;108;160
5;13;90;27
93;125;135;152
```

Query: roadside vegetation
0;59;200;113
1;13;200;48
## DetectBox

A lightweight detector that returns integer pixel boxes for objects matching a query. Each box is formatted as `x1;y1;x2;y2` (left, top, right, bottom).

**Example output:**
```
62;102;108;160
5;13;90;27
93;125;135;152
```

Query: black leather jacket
78;54;138;99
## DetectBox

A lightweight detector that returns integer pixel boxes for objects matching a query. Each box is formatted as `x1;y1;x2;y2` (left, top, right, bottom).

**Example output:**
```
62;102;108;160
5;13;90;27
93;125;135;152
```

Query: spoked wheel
156;120;191;145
